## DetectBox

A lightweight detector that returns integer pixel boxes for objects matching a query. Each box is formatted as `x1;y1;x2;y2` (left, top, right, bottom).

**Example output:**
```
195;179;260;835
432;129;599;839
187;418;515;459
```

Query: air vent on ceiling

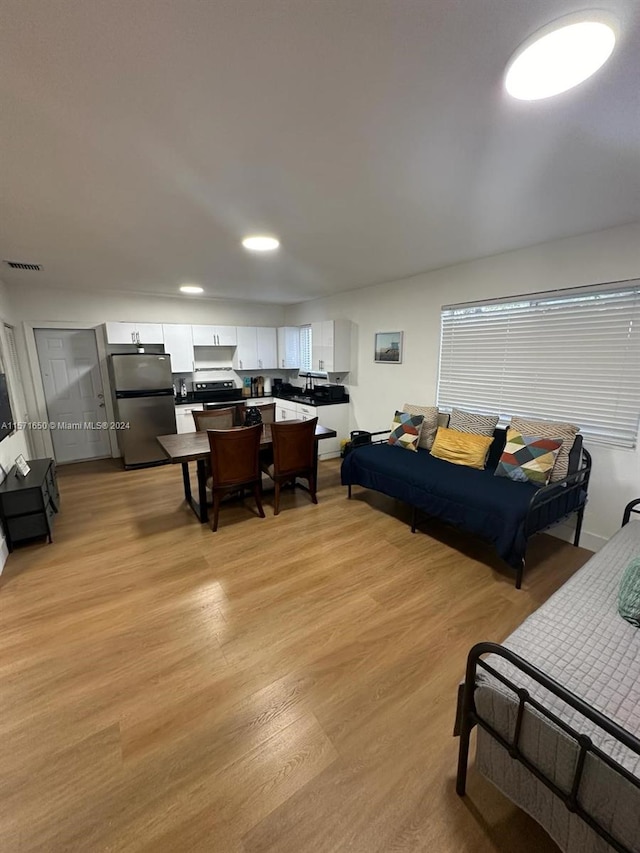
3;260;42;271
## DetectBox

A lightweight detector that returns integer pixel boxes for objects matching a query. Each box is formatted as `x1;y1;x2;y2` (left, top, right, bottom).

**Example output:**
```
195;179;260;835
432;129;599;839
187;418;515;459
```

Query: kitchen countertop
175;392;349;408
274;393;349;407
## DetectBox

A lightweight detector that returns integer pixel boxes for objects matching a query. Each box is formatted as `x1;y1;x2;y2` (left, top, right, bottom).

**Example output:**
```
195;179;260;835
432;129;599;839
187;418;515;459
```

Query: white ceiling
1;0;639;305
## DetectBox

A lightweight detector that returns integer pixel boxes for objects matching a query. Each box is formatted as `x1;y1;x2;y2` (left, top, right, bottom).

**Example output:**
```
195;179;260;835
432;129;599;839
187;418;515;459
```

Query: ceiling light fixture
504;14;616;100
242;235;280;252
179;285;204;294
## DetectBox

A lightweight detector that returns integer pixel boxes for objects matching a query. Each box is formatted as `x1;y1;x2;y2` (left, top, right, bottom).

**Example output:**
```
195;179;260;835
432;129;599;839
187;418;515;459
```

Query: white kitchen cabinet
234;326;259;370
162;324;194;373
275;401;298;422
256;327;277;369
175;403;203;434
104;322;165;345
277;326;300;369
234;326;277;371
310;320;350;373
192;325;237;347
274;400;349;458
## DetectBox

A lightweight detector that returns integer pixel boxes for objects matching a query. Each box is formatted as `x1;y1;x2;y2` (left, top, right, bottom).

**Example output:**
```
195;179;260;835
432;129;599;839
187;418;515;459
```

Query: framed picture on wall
374;331;403;364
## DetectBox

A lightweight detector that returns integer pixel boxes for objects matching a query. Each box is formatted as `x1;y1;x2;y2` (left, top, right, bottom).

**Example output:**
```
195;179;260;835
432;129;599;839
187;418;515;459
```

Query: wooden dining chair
192;407;236;431
255;402;275;424
261;418;318;515
206;424;265;531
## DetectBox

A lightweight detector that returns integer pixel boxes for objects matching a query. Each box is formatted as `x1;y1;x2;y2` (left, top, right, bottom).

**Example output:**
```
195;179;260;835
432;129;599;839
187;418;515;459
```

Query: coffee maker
272;378;284;396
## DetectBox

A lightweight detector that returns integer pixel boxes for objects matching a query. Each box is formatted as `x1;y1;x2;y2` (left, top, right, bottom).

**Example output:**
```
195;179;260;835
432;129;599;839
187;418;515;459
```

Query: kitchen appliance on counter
109;354;177;468
313;384;347;402
191;380;243;404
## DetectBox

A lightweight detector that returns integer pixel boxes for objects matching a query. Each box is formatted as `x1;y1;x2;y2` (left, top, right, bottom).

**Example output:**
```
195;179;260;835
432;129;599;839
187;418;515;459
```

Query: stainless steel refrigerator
109;354;177;468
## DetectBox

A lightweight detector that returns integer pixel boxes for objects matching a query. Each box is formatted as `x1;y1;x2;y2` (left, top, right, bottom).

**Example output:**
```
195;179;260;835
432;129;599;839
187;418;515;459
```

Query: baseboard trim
547;523;606;553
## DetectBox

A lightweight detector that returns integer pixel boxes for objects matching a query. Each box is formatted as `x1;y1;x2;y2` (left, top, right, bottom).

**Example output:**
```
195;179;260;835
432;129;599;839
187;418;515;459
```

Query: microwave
315;384;346;401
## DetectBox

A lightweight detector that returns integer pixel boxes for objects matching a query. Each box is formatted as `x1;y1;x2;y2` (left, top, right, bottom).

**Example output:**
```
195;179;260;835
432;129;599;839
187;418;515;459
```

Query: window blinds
437;281;640;448
299;325;312;372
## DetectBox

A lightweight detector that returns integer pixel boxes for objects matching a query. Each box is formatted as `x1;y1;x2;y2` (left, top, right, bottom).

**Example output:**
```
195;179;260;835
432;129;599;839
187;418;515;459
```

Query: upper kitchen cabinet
311;319;351;373
234;327;277;371
162;324;194;373
256;327;277;370
277;326;300;369
192;325;237;347
104;322;164;345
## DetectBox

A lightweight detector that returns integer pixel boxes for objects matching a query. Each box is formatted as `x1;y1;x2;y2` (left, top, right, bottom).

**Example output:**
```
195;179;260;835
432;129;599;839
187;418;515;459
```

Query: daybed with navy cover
340;427;590;587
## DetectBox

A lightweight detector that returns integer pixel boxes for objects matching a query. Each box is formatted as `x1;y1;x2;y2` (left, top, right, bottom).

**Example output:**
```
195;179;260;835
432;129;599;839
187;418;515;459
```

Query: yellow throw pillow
430;427;494;470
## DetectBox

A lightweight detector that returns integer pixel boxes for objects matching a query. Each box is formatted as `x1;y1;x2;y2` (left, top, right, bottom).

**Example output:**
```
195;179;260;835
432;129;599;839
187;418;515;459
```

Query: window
437;281;640;448
299;325;312;372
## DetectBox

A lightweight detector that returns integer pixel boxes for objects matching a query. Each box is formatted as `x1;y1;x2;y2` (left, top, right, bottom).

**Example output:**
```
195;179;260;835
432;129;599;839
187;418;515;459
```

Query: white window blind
299;325;312;372
437;281;640;448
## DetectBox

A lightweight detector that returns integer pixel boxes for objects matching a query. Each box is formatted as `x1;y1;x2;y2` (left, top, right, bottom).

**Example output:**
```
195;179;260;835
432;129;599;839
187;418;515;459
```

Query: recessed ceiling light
179;285;204;294
242;235;280;252
505;15;616;101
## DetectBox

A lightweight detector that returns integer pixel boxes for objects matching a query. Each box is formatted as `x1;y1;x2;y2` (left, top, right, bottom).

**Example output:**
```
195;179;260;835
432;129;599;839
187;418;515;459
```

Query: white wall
7;285;286;328
284;221;640;549
0;279;33;571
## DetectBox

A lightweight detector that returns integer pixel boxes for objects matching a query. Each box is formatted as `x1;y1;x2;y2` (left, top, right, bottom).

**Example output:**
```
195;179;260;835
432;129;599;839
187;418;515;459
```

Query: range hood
194;345;235;371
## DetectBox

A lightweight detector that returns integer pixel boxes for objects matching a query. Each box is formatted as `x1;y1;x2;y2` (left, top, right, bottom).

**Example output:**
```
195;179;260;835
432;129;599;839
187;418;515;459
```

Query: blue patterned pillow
388;410;424;452
619;556;640;627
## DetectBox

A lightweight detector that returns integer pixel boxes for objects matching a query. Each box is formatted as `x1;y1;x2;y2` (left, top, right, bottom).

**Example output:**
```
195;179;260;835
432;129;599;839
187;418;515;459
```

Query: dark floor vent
3;261;42;271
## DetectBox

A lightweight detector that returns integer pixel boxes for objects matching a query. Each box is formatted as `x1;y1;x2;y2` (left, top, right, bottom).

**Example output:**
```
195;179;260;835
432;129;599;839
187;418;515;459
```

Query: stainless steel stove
191;380;242;403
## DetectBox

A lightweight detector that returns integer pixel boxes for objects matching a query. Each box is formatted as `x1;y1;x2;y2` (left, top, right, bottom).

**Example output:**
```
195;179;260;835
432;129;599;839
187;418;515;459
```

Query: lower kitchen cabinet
274;401;348;459
175;403;204;433
0;458;59;551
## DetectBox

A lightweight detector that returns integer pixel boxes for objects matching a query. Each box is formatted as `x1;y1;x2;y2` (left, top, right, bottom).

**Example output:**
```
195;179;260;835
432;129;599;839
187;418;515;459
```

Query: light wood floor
0;457;593;852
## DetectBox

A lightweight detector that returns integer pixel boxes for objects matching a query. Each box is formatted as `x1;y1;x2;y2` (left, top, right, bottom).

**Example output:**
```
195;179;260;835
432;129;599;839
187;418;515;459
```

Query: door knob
97;393;104;399
99;402;105;408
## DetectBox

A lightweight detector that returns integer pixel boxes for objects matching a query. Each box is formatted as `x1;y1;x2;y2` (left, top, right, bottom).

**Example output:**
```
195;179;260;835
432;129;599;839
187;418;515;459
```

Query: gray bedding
474;521;640;852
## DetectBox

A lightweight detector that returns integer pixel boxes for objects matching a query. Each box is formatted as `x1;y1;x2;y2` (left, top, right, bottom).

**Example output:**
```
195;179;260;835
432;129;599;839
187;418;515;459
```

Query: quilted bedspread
475;521;640;852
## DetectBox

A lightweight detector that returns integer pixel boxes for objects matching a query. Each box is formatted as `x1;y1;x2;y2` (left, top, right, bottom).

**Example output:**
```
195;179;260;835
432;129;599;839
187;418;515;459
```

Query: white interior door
35;328;111;463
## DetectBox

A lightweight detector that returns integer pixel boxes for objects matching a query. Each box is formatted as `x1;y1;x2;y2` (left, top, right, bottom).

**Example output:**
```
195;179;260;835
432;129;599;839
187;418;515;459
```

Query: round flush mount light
179;284;204;294
242;235;280;252
505;14;616;100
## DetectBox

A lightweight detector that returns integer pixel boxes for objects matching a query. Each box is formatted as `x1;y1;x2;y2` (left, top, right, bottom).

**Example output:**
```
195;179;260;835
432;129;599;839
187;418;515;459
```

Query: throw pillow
510;417;578;482
430;426;494;470
619;557;640;627
494;428;563;487
388;410;424;452
403;404;438;450
449;408;499;436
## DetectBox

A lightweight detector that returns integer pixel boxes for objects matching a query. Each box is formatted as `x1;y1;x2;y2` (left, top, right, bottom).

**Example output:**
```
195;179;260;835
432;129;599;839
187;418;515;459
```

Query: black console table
0;458;59;552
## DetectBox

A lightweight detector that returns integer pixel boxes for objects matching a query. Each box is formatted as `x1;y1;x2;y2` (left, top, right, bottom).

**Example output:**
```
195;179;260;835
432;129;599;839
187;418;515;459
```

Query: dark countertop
175;392;349;408
275;393;349;407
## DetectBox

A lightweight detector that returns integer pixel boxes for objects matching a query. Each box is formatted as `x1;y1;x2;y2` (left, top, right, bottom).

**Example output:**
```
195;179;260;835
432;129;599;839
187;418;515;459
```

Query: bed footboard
455;642;640;853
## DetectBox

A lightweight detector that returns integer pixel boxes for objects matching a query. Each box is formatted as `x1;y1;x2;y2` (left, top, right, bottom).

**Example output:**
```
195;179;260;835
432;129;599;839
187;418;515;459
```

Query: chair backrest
192;407;235;432
271;418;318;477
207;424;263;488
255;402;275;424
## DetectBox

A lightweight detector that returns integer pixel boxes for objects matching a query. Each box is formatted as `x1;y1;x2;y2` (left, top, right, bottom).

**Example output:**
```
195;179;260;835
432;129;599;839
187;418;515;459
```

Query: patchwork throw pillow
402;404;438;450
449;408;499;436
430;426;494;470
618;557;640;627
388;410;424;452
510;417;578;482
494;428;563;487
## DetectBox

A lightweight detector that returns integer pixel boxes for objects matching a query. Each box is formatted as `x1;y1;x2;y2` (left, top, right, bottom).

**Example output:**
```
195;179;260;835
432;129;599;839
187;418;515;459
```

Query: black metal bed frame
344;431;592;589
455;641;640;853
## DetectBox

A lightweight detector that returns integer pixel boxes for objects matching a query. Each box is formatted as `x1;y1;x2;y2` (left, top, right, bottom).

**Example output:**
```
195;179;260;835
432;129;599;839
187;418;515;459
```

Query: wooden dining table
157;422;338;523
